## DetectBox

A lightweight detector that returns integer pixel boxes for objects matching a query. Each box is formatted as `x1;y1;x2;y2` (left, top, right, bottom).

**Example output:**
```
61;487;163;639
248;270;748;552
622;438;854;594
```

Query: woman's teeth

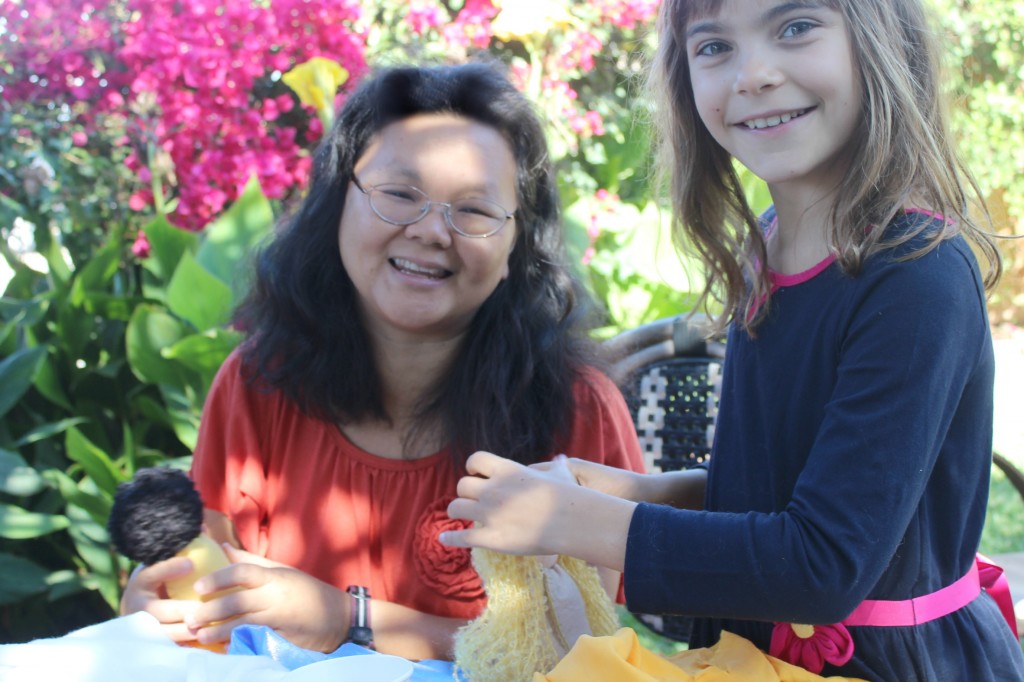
391;258;449;279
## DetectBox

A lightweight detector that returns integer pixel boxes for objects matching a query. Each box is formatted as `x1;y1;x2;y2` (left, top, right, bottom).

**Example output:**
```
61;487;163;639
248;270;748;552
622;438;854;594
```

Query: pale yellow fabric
533;628;869;682
454;550;619;682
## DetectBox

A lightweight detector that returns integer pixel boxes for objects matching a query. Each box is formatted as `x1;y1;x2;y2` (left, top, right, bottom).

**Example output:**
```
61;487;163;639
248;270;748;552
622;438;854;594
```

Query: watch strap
345;585;374;649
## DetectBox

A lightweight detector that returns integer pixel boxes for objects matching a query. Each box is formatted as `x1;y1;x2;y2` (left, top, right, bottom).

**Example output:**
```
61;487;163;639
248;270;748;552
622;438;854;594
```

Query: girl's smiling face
338;113;518;343
685;0;861;194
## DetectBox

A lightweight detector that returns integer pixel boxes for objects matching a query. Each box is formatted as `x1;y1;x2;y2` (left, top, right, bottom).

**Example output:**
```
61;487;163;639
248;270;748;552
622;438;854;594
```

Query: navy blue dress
623;211;1024;680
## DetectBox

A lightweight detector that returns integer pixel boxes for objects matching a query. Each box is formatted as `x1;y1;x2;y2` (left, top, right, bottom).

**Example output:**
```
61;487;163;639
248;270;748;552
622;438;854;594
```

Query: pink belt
769;554;1019;674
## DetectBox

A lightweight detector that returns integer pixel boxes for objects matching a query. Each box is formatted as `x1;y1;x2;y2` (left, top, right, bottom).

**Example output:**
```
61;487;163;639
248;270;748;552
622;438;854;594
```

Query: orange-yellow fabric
534;628;869;682
191;351;645;621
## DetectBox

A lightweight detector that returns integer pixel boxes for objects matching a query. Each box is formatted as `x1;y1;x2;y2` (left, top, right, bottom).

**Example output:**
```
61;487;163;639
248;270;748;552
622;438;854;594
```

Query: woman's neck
340;330;463;460
374;333;460;414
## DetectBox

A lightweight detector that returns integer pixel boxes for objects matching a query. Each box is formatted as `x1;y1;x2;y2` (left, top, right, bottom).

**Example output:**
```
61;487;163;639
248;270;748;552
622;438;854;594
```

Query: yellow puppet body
165;534;232;601
453;549;619;682
165;534;234;654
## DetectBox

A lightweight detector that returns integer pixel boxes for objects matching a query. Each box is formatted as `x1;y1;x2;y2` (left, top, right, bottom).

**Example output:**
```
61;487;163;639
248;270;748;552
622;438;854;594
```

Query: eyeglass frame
351;175;515;239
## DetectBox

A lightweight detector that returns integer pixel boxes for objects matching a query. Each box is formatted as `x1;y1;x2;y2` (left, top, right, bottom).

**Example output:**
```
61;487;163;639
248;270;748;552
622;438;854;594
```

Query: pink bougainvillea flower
581;245;596;266
768;621;855;674
131;231;151;259
445;0;498;48
128;191;149;212
406;0;447;34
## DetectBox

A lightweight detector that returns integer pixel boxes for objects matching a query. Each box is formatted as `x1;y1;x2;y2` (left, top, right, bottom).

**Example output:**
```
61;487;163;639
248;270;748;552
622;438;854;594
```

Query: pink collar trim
762;215;836;288
768;255;836;288
763;208;943;288
750;208;946;321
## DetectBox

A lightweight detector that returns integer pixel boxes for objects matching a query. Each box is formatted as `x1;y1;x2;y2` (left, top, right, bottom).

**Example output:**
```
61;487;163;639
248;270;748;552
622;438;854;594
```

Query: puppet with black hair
108;467;233;651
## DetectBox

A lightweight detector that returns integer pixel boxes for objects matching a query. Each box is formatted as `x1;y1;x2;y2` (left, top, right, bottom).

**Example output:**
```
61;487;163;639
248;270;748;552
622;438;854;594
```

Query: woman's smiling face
338;113;518;342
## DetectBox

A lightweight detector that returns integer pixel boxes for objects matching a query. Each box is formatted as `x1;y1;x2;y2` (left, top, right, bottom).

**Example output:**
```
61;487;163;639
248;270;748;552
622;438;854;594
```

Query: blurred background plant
1;0;1021;643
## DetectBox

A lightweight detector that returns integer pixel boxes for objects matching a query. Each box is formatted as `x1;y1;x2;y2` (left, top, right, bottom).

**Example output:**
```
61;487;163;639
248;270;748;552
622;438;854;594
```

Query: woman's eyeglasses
352;176;514;238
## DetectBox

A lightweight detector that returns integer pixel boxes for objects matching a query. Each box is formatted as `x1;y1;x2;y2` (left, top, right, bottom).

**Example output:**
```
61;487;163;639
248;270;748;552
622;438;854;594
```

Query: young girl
441;1;1024;679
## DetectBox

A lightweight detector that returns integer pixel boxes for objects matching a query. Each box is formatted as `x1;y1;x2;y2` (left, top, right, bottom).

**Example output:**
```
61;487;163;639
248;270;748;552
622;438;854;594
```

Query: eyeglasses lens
368;184;507;236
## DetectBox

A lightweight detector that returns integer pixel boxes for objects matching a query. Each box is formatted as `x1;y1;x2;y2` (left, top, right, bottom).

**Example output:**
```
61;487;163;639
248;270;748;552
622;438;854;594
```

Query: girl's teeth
744;110;802;129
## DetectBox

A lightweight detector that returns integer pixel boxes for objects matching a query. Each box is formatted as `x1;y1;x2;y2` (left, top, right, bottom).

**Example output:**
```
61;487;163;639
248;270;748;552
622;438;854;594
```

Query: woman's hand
441;452;637;570
187;547;347;653
119;558;202;644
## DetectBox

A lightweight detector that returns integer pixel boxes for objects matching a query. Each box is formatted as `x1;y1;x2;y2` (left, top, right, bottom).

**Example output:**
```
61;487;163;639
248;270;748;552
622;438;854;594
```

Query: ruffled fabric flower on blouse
414;497;485;601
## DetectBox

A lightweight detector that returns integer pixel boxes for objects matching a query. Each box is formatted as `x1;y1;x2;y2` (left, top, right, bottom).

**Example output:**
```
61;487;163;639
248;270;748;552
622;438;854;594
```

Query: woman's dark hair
235;60;596;466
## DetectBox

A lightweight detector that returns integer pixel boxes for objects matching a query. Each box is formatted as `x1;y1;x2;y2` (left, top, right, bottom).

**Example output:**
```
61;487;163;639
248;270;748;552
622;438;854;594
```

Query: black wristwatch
345;585;374;649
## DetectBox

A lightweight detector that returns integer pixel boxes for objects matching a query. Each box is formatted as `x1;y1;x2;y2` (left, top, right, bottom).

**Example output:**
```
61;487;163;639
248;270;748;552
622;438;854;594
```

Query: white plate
285;654;414;682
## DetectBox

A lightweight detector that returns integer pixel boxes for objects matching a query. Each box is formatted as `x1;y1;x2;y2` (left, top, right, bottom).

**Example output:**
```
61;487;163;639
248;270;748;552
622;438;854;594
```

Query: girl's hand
444;452;576;556
442;452;636;570
186;547;347;653
119;558;202;644
533;456;648;501
536;456;707;509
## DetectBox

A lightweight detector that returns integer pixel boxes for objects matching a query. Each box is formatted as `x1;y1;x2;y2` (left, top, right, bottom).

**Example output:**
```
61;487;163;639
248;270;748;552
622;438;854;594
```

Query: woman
120;61;646;660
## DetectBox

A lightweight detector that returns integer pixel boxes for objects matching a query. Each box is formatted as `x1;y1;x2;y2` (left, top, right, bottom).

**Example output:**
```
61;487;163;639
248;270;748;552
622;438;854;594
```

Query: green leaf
41;233;73;286
45;569;88;602
74;290;140;321
163;328;242;379
0;503;70;539
132;394;175;431
43;468;113;527
57;286;95;362
14;417;89;448
0;449;47;496
65;504;120;609
0;553;50;606
196;175;273;302
0;345;47;419
125;304;189;387
0;294;49;328
143;214;199;285
160;383;202;451
166;251;234;331
32;349;73;411
71;241;120;299
65;426;123;498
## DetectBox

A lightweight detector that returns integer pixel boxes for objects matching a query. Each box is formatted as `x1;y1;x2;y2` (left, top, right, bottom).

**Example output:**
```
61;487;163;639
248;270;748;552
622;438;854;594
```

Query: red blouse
191;351;645;620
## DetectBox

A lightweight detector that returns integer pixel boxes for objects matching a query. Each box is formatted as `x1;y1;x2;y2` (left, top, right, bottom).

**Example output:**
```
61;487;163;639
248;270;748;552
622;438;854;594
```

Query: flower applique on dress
414;497;485;600
769;621;855;674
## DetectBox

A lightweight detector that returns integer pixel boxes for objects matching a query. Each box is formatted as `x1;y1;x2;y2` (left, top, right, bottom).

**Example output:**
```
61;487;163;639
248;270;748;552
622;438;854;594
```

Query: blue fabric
228;625;465;681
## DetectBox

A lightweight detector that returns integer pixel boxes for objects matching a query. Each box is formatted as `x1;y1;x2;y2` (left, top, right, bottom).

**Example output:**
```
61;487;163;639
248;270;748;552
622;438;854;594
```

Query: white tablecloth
0;613;414;682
